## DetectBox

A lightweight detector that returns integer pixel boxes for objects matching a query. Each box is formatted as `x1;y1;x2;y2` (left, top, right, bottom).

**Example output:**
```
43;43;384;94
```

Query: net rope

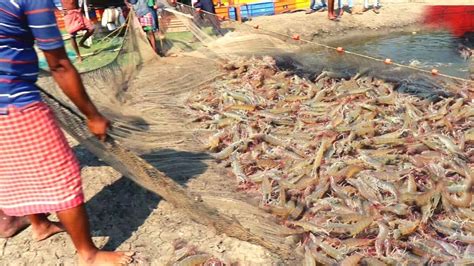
182;4;472;84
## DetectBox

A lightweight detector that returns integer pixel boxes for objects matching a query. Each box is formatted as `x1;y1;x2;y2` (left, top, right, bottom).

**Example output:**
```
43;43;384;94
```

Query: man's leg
0;210;29;238
318;0;327;11
70;35;83;63
56;204;133;265
337;0;344;16
28;213;64;241
373;0;380;13
345;0;353;13
306;0;317;14
79;29;95;49
148;31;157;53
328;0;336;19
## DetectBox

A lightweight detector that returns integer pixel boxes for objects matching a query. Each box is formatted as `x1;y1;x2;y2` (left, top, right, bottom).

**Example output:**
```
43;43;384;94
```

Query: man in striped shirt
0;0;133;264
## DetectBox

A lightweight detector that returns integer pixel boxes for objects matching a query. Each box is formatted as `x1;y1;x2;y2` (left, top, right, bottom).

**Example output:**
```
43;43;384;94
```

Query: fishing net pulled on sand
186;55;474;265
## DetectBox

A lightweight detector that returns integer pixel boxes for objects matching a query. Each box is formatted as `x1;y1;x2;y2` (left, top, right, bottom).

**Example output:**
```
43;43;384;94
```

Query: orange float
384;58;392;64
431;69;439;75
336;47;344;53
292;34;300;40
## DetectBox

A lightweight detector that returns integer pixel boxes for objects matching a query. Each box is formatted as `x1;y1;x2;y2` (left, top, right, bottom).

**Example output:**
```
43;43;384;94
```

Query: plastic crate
215;6;230;20
251;1;275;16
294;0;310;10
54;10;66;30
229;1;275;18
274;0;296;14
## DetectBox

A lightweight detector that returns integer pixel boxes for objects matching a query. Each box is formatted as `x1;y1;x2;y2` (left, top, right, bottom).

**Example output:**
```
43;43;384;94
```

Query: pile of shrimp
186;56;474;265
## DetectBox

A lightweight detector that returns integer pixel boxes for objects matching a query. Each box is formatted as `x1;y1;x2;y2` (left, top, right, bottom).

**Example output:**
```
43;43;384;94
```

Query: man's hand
43;47;110;141
87;115;110;141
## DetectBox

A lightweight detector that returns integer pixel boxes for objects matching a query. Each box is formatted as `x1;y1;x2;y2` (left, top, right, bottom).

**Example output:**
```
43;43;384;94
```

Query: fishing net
38;11;299;260
38;3;473;263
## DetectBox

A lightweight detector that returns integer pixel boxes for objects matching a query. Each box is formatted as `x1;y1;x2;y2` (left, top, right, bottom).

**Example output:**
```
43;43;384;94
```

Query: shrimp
213;140;244;160
303;246;316;266
207;131;226;151
349;216;374;236
375;221;389;257
230;153;248;182
398;219;419;236
432;222;474;244
308;245;338;265
311;137;334;175
310;235;346;261
434;239;461;258
226;104;256;112
341;238;374;249
340;254;363;266
288;221;329;235
442;189;472;208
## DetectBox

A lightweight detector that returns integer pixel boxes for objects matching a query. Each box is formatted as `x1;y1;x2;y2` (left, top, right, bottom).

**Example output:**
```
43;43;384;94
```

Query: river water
345;31;472;79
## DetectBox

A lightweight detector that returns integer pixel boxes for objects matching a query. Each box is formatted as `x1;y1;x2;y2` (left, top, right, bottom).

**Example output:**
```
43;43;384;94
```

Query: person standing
194;0;216;14
61;0;95;62
0;0;133;264
126;0;158;52
305;0;327;14
364;0;380;14
327;0;336;20
338;0;353;15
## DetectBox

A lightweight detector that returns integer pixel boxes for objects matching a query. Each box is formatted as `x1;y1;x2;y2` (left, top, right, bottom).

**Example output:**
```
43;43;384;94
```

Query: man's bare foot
338;8;344;16
77;56;83;63
0;215;30;238
78;251;135;266
328;14;337;20
32;220;65;241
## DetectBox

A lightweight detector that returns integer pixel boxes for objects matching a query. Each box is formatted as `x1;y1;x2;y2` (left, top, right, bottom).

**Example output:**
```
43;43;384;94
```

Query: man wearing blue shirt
0;0;133;264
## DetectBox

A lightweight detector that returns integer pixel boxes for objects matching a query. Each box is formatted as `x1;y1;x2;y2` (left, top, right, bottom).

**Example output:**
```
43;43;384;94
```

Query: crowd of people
306;0;381;20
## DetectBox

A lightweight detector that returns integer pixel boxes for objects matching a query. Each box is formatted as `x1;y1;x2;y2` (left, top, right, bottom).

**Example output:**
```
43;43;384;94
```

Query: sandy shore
235;2;428;44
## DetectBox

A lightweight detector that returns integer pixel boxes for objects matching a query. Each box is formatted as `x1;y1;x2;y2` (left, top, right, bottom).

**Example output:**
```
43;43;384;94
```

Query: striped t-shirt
0;0;64;110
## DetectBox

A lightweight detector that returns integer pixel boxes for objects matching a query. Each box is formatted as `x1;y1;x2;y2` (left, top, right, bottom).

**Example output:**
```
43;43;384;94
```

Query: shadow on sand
74;146;210;251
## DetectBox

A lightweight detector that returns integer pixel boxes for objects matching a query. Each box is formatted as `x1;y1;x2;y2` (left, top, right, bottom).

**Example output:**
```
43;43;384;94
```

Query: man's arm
24;0;109;140
43;48;109;140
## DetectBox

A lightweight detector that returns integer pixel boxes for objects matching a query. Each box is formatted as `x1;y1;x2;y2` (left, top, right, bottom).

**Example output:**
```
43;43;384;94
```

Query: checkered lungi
0;102;84;216
139;13;154;31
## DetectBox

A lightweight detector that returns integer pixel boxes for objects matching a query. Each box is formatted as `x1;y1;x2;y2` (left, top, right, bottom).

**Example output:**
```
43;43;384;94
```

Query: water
345;31;472;79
